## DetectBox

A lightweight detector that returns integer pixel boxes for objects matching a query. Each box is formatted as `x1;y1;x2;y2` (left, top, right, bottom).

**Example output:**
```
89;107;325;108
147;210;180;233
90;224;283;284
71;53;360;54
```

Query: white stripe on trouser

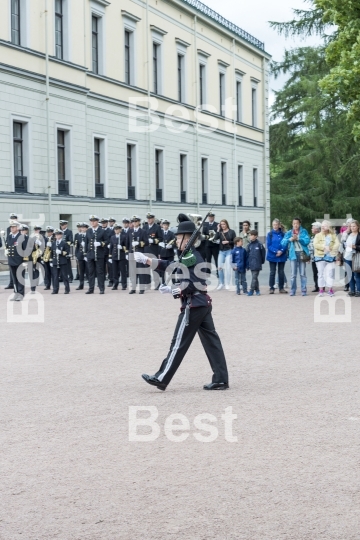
157;313;187;382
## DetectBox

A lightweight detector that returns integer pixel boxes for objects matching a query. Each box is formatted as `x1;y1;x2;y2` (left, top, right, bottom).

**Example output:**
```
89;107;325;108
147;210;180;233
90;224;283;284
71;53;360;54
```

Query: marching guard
84;215;107;294
50;229;70;294
135;214;229;391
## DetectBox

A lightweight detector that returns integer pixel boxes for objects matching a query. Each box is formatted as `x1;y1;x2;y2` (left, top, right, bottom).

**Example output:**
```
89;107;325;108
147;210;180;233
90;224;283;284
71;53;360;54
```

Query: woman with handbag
281;217;310;296
313;220;340;297
344;220;360;297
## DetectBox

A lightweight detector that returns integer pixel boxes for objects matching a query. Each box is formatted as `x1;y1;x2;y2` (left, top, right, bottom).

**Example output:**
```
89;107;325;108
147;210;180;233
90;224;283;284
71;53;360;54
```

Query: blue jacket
246;239;266;271
281;227;310;261
231;246;247;272
266;229;287;263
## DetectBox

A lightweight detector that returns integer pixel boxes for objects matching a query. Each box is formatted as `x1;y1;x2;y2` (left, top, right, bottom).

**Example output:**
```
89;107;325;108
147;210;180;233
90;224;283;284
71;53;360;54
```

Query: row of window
12;121;260;205
9;1;259;126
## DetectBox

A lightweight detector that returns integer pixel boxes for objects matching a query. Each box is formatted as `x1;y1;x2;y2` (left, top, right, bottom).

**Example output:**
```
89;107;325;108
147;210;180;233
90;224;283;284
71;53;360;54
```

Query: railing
95;183;104;198
202;193;207;204
181;190;186;203
181;0;264;50
222;193;226;205
156;188;163;202
14;176;27;193
128;185;135;200
58;180;69;195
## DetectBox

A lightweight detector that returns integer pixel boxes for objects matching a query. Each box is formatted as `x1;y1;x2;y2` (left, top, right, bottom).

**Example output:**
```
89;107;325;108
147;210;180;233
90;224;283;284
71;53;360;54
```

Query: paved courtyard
1;282;359;540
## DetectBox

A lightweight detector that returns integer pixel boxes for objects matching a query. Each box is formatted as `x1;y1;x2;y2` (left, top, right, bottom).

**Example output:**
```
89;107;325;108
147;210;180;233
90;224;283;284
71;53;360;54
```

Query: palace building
0;0;270;233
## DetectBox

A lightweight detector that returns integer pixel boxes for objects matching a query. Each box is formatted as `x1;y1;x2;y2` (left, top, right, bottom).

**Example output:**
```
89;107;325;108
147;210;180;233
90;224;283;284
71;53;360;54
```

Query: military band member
158;219;175;284
42;226;55;290
75;223;87;290
29;225;44;293
108;224;128;290
203;212;219;274
74;222;82;280
100;218;114;285
4;212;19;289
50;229;70;294
60;219;73;282
136;215;229;391
129;216;149;294
108;217;116;231
84;215;107;294
6;220;28;300
143;212;162;288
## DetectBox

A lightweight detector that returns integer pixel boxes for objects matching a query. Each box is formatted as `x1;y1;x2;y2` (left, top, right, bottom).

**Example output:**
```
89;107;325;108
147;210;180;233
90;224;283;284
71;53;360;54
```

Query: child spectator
246;230;266;296
231;237;248;295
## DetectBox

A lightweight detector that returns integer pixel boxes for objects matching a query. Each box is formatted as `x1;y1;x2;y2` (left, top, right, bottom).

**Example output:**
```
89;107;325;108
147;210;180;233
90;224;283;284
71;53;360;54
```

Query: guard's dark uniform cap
176;214;196;235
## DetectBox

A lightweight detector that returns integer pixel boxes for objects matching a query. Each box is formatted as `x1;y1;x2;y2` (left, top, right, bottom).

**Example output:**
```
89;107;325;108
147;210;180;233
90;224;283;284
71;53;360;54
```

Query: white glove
117;244;121;250
47;241;52;247
134;252;148;265
81;241;85;248
94;241;101;247
159;242;165;248
132;241;139;247
166;243;173;249
35;239;42;246
22;262;28;267
50;263;53;267
159;284;172;294
84;257;88;262
126;255;129;260
148;238;154;244
5;249;9;256
107;244;110;249
56;249;61;255
108;258;112;264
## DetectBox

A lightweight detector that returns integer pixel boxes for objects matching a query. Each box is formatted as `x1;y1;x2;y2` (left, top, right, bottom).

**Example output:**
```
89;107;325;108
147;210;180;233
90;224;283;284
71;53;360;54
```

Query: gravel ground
1;281;359;540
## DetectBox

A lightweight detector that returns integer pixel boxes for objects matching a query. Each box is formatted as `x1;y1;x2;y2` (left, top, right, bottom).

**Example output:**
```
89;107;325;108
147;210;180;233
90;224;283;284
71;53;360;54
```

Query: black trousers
269;261;285;290
87;258;105;291
9;264;25;296
205;245;219;269
312;261;319;290
155;305;228;387
51;265;70;292
66;258;73;281
78;259;87;286
113;259;127;288
29;261;42;292
43;261;52;287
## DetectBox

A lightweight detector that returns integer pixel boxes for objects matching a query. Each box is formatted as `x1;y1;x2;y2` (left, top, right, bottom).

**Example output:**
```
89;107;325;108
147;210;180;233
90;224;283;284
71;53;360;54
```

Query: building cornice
150;25;168;36
121;10;141;22
175;37;191;48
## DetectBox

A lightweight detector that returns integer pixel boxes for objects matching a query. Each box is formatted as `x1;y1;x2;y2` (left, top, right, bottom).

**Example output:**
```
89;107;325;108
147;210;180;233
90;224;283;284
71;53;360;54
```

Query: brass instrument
31;234;43;265
43;234;54;262
185;214;203;247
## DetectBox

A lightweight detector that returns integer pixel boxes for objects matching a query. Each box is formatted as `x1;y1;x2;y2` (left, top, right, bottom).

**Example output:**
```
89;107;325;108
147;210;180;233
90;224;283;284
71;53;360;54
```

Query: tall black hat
175;214;196;235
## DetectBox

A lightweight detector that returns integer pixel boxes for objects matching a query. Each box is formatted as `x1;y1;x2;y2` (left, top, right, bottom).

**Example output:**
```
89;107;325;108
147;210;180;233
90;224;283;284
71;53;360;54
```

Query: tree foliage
269;3;360;229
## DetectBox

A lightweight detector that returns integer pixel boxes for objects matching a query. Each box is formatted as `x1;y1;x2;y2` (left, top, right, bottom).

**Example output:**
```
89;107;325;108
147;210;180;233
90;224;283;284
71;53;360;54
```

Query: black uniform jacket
158;229;175;259
143;223;161;256
6;232;28;266
76;233;87;261
74;232;82;258
85;227;107;260
62;228;73;246
130;227;149;253
50;240;70;266
203;221;219;247
156;248;211;309
109;232;128;261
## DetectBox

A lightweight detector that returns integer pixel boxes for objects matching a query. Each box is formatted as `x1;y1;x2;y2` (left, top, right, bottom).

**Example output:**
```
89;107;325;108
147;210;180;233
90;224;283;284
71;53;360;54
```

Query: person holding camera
134;214;229;392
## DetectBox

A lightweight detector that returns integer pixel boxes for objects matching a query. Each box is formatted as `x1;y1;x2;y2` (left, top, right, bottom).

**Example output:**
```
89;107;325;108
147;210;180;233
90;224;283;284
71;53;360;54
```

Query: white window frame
151;27;166;95
251;79;259;128
238;164;244;206
90;0;107;76
10;113;32;192
201;156;209;204
53;0;72;61
9;0;30;47
122;11;140;87
221;161;227;205
198;51;210;110
218;61;228;117
176;39;189;104
54;123;73;195
125;139;138;199
253;167;258;207
92;133;108;198
179;152;188;202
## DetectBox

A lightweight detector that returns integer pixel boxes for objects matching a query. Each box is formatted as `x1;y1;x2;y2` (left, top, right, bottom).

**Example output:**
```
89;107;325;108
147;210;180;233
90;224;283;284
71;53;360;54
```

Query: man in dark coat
50;229;70;294
84;215;107;294
60;220;73;282
203;212;219;274
108;224;128;290
129;216;149;294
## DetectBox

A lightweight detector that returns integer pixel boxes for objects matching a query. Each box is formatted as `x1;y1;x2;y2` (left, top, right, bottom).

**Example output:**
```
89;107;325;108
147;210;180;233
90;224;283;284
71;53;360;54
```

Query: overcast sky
202;0;321;104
